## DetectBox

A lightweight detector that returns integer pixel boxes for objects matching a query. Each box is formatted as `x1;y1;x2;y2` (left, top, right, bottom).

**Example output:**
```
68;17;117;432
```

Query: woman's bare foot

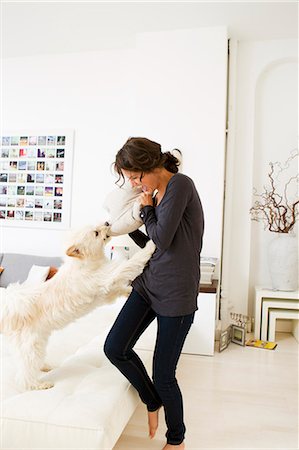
162;442;185;450
148;408;160;439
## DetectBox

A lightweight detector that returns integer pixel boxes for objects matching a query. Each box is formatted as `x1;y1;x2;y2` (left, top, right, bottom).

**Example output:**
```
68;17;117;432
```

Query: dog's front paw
122;285;132;297
145;240;156;256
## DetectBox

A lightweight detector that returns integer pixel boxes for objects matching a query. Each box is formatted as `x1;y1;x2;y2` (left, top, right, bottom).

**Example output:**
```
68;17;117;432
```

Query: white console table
254;287;299;341
136;283;218;356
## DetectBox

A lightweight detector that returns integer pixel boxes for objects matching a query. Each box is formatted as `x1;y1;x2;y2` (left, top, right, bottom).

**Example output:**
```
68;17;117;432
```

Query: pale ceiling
1;1;298;58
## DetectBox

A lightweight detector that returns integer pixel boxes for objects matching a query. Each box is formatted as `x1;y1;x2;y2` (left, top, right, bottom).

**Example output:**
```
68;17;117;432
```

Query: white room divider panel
134;27;228;260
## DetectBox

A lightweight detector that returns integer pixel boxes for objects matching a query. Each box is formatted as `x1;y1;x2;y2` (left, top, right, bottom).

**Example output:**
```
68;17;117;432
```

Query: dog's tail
0;283;40;334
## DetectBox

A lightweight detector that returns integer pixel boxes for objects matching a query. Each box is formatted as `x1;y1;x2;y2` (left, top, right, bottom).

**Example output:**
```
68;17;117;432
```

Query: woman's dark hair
114;137;181;185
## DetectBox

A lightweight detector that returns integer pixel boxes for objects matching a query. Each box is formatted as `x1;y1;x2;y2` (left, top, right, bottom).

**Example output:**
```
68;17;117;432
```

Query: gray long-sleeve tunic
131;173;204;317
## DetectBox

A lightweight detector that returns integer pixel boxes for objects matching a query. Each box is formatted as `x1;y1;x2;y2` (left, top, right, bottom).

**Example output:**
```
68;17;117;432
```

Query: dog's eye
95;231;99;237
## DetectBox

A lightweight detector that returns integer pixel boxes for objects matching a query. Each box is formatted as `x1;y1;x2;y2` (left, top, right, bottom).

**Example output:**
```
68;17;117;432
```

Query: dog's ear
66;245;83;258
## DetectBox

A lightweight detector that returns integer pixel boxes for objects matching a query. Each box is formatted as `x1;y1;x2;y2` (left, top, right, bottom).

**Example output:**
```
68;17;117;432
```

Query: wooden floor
114;333;298;450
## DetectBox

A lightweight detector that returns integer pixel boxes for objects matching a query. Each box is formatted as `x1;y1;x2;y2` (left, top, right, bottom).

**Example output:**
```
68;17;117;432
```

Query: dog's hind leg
14;333;54;390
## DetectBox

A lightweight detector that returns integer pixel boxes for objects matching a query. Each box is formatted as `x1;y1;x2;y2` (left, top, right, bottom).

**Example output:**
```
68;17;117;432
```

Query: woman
104;137;204;449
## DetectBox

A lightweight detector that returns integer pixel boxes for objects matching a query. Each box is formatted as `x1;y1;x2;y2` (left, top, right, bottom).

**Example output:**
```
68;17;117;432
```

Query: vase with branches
250;149;299;233
250;149;298;291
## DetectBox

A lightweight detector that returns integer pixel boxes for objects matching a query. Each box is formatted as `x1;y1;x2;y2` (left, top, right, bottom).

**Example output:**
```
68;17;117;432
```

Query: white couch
0;286;153;450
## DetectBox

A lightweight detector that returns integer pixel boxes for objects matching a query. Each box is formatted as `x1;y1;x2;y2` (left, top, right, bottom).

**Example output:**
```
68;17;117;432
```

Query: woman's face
122;169;158;193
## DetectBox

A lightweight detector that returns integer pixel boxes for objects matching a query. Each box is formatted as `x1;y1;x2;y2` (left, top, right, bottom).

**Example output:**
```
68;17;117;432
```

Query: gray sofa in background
0;253;63;288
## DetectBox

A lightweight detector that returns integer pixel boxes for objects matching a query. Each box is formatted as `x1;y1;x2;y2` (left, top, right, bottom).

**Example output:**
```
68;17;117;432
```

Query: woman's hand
139;190;154;207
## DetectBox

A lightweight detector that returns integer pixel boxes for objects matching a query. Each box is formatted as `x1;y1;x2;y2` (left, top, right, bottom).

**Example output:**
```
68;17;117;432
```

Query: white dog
0;224;155;391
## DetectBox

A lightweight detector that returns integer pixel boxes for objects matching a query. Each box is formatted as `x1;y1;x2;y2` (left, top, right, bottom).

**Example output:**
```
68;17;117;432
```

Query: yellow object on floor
246;339;278;350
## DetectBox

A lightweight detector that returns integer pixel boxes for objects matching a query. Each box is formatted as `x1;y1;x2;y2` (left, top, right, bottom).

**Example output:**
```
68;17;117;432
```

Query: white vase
268;233;298;291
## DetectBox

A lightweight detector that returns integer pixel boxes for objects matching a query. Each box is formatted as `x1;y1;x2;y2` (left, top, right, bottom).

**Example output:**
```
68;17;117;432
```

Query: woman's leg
153;313;194;446
104;289;162;411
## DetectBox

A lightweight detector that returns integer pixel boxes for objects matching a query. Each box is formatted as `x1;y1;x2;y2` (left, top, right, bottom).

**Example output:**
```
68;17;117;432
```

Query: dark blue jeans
104;289;194;445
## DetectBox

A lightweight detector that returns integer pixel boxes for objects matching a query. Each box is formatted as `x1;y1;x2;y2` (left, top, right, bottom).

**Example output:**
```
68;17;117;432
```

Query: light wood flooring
114;332;298;450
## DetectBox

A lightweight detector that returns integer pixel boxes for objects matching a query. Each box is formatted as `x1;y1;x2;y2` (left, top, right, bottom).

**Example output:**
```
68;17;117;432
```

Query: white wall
221;38;298;324
1;27;227;260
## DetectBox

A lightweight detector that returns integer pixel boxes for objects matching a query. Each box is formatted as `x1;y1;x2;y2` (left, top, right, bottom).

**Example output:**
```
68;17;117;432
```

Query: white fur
0;224;155;391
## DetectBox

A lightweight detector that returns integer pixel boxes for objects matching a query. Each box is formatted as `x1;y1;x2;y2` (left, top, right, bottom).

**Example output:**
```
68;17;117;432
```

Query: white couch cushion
0;296;153;450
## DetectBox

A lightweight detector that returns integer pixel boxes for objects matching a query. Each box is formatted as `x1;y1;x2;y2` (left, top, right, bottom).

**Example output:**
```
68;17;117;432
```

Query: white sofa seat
0;297;153;450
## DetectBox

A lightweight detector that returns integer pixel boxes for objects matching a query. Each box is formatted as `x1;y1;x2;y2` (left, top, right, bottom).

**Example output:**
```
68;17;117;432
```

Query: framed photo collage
0;130;74;229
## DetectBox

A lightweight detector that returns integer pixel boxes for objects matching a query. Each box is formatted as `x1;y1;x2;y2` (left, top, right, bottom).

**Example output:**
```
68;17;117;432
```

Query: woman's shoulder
169;172;195;191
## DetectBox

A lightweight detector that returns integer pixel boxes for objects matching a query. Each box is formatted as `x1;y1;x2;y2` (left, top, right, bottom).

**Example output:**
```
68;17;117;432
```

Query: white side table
268;309;299;342
254;287;299;340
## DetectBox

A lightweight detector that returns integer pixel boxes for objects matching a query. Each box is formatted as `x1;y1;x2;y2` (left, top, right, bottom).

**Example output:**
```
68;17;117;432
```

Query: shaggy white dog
0;224;155;391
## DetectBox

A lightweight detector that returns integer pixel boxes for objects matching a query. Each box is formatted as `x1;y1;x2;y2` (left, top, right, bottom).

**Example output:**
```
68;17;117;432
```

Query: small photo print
35;186;44;196
1;161;9;171
34;211;43;221
10;136;19;146
17;186;25;195
29;136;37;145
18;161;27;171
45;173;54;184
36;173;44;183
7;186;17;196
9;161;18;171
27;148;37;158
44;199;53;209
7;197;16;207
47;136;55;146
9;148;19;158
8;173;17;183
55;174;63;184
57;136;66;145
27;173;35;183
37;148;46;158
0;197;6;207
43;212;52;221
0;185;8;195
37;161;45;171
25;211;33;221
2;136;10;146
38;136;47;145
46;148;56;158
45;161;55;171
27;161;36;171
45;186;54;196
1;148;9;158
16;198;25;208
53;212;62;222
35;199;43;208
0;173;8;182
54;199;62;209
56;161;64;171
25;198;35;208
26;186;35;196
20;136;28;146
56;148;65;158
17;173;26;183
7;210;15;219
55;187;63;197
15;210;24;220
0;210;6;219
19;148;27;158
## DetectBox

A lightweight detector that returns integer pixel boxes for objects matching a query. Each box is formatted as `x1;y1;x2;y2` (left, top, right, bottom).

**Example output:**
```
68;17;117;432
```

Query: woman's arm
140;176;192;251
